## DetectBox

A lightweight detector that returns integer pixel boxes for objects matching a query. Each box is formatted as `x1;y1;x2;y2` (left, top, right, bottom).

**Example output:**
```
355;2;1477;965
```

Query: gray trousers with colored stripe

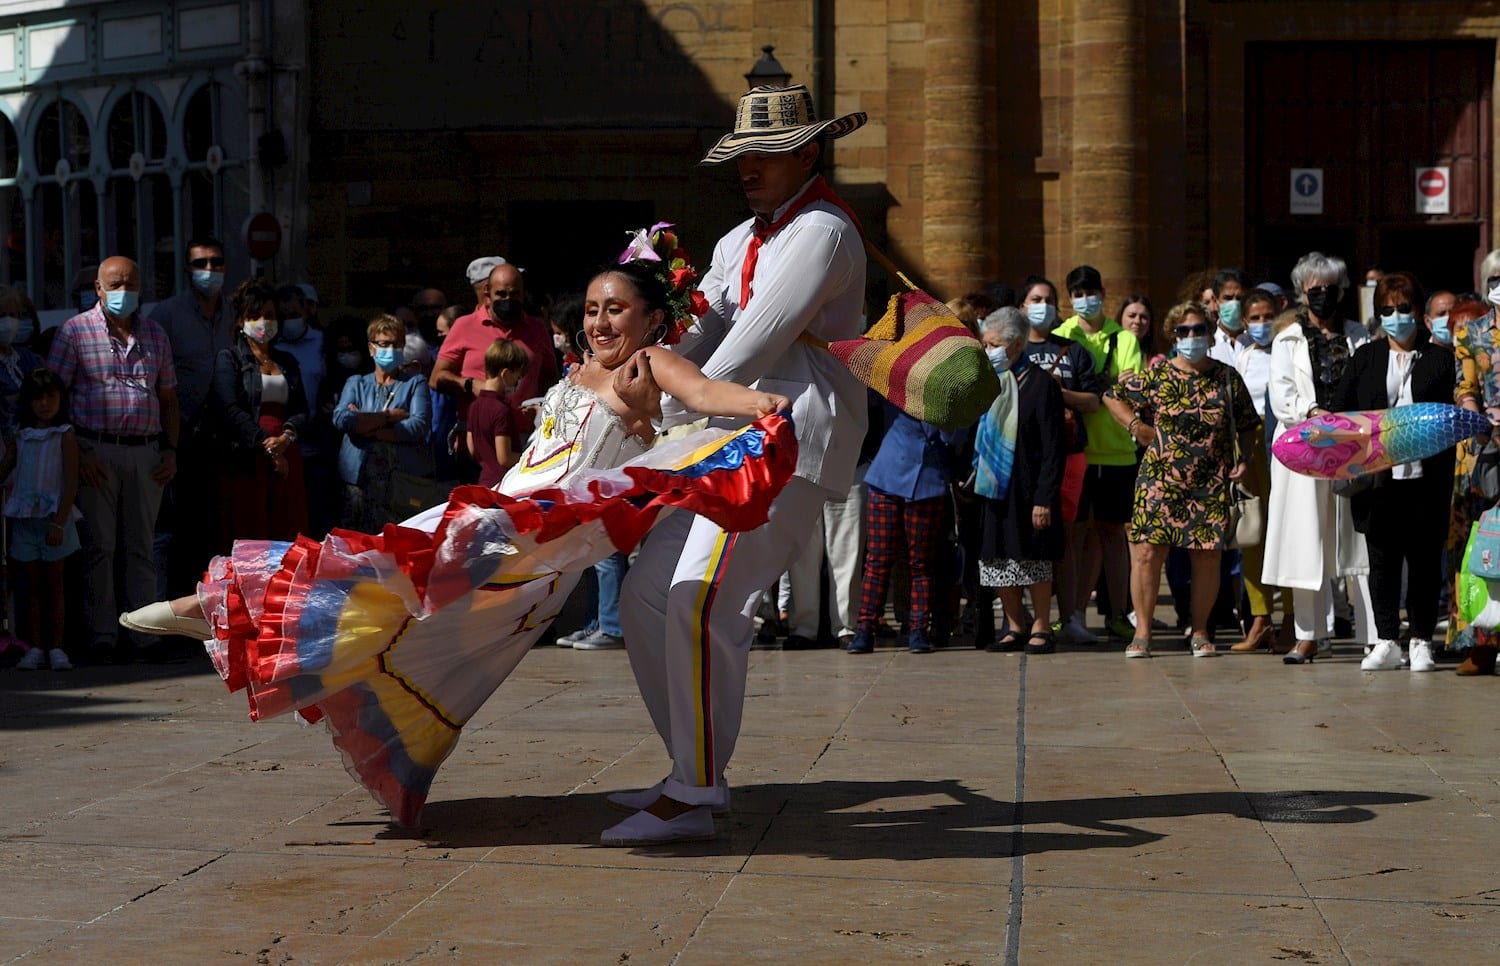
621;477;828;807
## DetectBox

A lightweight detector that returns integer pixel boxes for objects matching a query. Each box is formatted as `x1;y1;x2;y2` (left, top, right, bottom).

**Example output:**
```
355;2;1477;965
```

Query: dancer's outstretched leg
119;594;212;639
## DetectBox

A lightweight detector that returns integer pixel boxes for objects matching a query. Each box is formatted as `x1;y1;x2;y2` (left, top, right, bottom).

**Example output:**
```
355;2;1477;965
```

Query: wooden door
1246;41;1493;297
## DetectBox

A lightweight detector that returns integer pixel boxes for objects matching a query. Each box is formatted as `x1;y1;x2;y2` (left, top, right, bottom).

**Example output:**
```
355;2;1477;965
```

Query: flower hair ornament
617;221;709;345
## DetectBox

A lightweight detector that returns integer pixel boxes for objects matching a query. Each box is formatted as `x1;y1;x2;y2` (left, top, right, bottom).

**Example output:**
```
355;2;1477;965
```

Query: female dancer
121;237;793;826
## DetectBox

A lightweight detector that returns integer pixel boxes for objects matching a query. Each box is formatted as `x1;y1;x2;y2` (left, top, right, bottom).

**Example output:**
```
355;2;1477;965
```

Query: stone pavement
1;630;1497;964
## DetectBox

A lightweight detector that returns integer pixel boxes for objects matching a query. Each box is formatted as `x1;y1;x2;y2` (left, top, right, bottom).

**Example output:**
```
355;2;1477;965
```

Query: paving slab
2;618;1498;963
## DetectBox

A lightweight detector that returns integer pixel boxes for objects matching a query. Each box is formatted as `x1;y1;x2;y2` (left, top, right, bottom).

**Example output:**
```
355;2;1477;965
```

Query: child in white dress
6;369;81;670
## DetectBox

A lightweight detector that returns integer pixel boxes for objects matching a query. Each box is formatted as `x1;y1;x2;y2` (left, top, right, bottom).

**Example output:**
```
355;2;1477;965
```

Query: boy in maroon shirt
466;339;532;488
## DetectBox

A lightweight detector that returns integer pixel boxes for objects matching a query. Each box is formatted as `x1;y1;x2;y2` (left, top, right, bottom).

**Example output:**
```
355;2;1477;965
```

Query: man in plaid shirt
47;256;180;661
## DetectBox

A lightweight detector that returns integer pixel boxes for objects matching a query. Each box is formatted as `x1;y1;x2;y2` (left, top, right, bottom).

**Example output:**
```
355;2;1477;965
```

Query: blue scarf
974;367;1020;499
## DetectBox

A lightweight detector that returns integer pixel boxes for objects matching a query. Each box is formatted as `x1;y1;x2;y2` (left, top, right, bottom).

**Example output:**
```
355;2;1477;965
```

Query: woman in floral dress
1452;252;1500;674
1104;301;1261;658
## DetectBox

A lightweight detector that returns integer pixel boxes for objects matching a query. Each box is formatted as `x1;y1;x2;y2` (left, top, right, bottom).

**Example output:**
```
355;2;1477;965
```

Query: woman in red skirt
208;278;309;549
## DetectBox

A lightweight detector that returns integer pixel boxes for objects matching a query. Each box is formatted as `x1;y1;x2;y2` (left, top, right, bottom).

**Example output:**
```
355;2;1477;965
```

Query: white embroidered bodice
497;378;648;497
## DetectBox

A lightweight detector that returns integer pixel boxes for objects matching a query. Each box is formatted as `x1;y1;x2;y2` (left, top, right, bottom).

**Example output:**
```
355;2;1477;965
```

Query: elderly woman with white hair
1260;252;1373;665
967;306;1066;653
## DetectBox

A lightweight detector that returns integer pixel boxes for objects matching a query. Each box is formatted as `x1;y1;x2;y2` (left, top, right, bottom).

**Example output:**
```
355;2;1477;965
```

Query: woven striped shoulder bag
820;245;1000;431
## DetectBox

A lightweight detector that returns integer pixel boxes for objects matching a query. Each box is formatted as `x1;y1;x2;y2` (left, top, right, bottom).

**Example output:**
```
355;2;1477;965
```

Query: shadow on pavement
407;782;1428;858
0;659;221;729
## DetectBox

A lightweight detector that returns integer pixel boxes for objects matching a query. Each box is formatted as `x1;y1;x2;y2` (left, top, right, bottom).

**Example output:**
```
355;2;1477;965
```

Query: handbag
821;244;1001;431
389;470;448;519
1468;505;1500;580
1471;437;1500;505
1223;373;1263;549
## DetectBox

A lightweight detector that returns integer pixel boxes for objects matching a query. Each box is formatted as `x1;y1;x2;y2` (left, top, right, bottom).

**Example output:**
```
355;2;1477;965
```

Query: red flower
671;267;698;290
689;290;709;318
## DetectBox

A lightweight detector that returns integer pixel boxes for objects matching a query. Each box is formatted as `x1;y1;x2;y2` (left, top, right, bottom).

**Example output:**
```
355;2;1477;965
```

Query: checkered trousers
857;487;946;634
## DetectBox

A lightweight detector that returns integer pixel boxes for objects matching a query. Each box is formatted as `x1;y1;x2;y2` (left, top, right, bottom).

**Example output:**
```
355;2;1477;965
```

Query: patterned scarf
974;367;1022;499
1302;321;1350;410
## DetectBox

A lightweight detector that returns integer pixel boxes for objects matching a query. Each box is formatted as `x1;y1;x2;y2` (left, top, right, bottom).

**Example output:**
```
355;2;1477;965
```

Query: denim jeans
594;551;630;637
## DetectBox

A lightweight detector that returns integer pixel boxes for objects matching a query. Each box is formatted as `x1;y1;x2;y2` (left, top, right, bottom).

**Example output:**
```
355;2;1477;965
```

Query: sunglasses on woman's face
1174;322;1209;338
1377;303;1414;317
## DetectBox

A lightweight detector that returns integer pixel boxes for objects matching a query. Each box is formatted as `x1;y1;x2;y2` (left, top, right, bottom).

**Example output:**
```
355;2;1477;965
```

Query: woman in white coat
1260;252;1372;664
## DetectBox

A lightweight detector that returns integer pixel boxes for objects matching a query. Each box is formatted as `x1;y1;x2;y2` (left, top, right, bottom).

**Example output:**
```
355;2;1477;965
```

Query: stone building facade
7;1;1500;321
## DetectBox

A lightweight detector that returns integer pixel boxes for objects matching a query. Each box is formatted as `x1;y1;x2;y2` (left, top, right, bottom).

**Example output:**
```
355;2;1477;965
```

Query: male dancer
608;85;871;844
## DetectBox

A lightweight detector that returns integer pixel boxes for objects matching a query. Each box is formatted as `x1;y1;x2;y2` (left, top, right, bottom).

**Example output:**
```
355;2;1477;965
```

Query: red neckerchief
740;176;863;309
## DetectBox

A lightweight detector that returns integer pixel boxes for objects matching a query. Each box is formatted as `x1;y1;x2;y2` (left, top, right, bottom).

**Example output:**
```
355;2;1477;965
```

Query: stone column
922;0;998;299
1070;0;1148;296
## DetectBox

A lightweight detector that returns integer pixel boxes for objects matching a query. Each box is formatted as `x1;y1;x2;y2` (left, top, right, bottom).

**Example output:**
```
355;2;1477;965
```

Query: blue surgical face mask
1072;294;1103;321
374;346;402;372
1248;322;1274;347
14;315;32;345
1026;302;1058;331
78;290;98;312
281;317;307;342
1381;312;1417;342
191;269;225;297
103;288;139;318
1429;316;1452;345
985;345;1011;372
1218;299;1243;331
1176;335;1210;363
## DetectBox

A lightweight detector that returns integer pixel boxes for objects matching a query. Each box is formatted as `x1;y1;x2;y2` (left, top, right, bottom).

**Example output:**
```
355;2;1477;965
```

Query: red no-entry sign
1415;166;1450;214
243;212;282;260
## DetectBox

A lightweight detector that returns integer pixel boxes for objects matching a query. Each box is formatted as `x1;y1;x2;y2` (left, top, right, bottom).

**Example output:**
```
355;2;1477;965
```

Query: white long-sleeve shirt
667;179;869;493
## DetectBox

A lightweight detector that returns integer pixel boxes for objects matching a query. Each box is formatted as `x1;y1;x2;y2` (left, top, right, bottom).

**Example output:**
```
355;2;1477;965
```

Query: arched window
0;113;21;291
33;98;96;311
183;83;228;241
104;91;173;299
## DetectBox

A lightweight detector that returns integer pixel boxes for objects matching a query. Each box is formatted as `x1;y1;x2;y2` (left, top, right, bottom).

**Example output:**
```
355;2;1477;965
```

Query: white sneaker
572;630;625;650
553;628;592;648
1361;640;1404;671
600;805;715;846
15;647;44;670
46;648;72;671
1059;616;1095;645
1408;640;1437;673
607;778;731;817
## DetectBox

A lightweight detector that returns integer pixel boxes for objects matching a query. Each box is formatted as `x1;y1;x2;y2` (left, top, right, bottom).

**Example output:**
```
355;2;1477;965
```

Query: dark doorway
1246;41;1494;297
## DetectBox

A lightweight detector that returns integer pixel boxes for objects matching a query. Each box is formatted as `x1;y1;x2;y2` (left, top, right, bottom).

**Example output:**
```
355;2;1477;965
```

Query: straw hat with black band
700;85;867;165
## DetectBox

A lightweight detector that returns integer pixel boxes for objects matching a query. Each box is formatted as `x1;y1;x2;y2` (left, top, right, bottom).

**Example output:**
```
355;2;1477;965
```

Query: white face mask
1488;283;1500;309
242;318;277;344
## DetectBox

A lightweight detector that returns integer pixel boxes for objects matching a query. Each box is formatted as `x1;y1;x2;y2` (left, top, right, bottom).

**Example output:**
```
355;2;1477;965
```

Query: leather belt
76;427;155;447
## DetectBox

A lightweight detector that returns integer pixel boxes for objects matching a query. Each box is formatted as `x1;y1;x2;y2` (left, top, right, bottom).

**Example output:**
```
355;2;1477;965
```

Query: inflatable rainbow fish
1272;403;1488;480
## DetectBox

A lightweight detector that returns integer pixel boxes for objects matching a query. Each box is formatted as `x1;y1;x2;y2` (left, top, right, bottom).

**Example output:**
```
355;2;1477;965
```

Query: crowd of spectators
4;238;1496;680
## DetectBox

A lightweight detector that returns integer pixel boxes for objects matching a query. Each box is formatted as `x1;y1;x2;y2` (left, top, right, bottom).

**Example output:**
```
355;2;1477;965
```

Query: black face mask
1306;287;1340;319
491;299;519;321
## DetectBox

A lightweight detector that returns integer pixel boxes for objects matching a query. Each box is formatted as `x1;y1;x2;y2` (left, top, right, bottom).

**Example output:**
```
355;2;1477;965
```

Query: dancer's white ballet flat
599;805;716;847
119;601;212;641
606;778;732;817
